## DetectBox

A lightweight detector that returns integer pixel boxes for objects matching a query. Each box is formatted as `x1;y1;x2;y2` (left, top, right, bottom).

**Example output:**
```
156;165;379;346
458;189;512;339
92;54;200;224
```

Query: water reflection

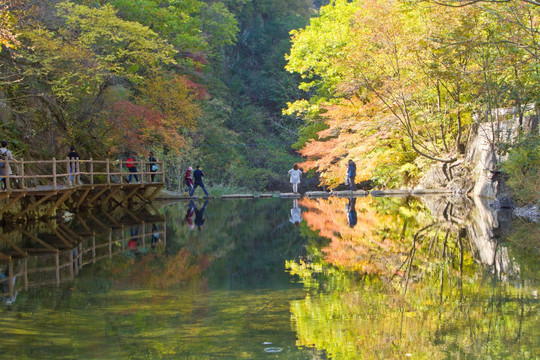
346;197;357;228
0;196;537;359
288;195;538;359
0;206;166;304
290;199;303;226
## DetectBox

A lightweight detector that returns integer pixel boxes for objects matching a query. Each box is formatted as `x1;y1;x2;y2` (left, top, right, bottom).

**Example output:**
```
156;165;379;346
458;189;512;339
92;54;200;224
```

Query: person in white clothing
287;164;302;193
289;199;303;226
0;140;15;190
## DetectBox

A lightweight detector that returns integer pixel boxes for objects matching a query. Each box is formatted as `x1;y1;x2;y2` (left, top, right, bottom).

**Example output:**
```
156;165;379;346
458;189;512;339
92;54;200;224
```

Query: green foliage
501;134;540;205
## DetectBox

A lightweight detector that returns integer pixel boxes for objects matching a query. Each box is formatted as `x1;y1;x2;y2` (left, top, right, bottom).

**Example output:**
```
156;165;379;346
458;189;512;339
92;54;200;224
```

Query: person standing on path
0;141;15;191
148;152;157;182
184;166;194;194
190;165;209;197
347;159;356;191
67;145;80;185
126;153;139;183
287;164;302;194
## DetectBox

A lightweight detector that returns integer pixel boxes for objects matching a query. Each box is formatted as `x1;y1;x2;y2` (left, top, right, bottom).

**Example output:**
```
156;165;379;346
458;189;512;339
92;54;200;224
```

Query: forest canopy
286;0;539;188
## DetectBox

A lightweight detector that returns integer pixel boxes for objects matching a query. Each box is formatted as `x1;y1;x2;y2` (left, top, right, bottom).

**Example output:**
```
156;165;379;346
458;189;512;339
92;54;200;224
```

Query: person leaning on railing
0;140;15;191
67;145;80;185
148;152;157;183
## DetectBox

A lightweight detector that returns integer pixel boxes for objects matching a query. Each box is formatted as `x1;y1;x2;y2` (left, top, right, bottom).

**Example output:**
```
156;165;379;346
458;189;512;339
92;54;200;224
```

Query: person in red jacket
184;166;194;194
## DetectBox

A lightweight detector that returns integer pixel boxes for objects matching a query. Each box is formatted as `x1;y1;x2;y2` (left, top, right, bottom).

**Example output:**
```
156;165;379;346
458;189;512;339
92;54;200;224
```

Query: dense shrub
501;134;540;205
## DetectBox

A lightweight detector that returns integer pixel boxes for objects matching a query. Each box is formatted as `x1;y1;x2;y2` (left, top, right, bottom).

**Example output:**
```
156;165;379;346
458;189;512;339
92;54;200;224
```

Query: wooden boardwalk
0;158;165;223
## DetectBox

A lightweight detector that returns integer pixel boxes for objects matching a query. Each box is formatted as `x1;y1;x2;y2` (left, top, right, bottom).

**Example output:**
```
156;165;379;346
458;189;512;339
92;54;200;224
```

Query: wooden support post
90;157;94;185
108;229;112;258
69;250;74;279
76;157;81;185
24;258;28;290
141;221;146;248
8;260;14;298
20;160;25;190
145;185;164;203
119;162;124;184
163;221;167;247
78;242;83;270
74;247;79;276
106;159;111;185
67;157;72;187
52;157;57;190
55;252;60;286
140;159;144;184
5;160;10;192
121;224;125;251
92;232;96;263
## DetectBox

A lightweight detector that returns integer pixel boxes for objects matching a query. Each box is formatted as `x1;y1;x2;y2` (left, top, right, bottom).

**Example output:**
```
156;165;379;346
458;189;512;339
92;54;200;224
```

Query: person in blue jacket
347;159;356;191
190;165;209;197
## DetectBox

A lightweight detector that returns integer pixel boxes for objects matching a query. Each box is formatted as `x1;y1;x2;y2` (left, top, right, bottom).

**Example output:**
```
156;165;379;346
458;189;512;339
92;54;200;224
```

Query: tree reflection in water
288;196;538;359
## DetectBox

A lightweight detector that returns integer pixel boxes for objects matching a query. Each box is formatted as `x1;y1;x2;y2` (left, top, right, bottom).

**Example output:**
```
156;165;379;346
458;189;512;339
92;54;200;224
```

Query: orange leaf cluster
299;97;402;188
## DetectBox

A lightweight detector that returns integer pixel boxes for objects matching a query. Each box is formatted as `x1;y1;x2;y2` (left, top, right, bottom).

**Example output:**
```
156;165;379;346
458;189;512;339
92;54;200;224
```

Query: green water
0;197;538;359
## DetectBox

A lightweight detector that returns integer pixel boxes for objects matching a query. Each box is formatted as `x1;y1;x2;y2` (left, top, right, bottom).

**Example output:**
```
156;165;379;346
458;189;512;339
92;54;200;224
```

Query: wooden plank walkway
155;189;454;201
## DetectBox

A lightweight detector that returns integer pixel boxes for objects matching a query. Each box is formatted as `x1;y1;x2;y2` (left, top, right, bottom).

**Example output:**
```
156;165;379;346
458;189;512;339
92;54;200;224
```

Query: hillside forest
1;0;539;199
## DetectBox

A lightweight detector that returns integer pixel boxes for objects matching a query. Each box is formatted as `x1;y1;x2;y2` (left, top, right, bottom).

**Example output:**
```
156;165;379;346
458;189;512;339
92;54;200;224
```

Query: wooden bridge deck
0;158;165;223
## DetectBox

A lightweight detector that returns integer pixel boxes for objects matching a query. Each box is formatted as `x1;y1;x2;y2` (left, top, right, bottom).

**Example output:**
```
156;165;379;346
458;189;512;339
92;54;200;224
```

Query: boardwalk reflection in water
0;207;165;306
0;197;536;359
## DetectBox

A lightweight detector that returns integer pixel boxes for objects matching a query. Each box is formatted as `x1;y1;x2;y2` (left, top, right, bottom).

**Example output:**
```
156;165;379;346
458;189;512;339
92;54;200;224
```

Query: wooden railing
1;158;165;192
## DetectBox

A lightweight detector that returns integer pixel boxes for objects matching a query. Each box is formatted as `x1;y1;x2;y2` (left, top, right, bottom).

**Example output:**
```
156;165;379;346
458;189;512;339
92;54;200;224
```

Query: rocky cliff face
418;115;538;199
420;195;516;277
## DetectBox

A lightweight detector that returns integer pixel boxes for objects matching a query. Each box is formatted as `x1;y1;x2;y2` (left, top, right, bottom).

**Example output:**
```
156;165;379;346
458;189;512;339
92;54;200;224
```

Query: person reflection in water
129;225;140;252
185;202;195;229
151;224;160;248
289;199;303;226
347;198;357;228
194;199;209;231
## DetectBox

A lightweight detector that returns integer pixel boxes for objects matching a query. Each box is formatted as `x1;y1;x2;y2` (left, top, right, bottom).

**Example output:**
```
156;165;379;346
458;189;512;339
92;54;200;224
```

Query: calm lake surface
0;196;538;359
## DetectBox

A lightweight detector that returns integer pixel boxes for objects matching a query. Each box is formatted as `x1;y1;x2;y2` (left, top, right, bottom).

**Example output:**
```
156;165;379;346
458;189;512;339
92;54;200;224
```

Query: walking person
346;159;356;191
287;164;302;194
190;165;209;197
148;152;157;182
125;153;139;183
0;141;15;191
67;145;80;185
184;166;194;194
